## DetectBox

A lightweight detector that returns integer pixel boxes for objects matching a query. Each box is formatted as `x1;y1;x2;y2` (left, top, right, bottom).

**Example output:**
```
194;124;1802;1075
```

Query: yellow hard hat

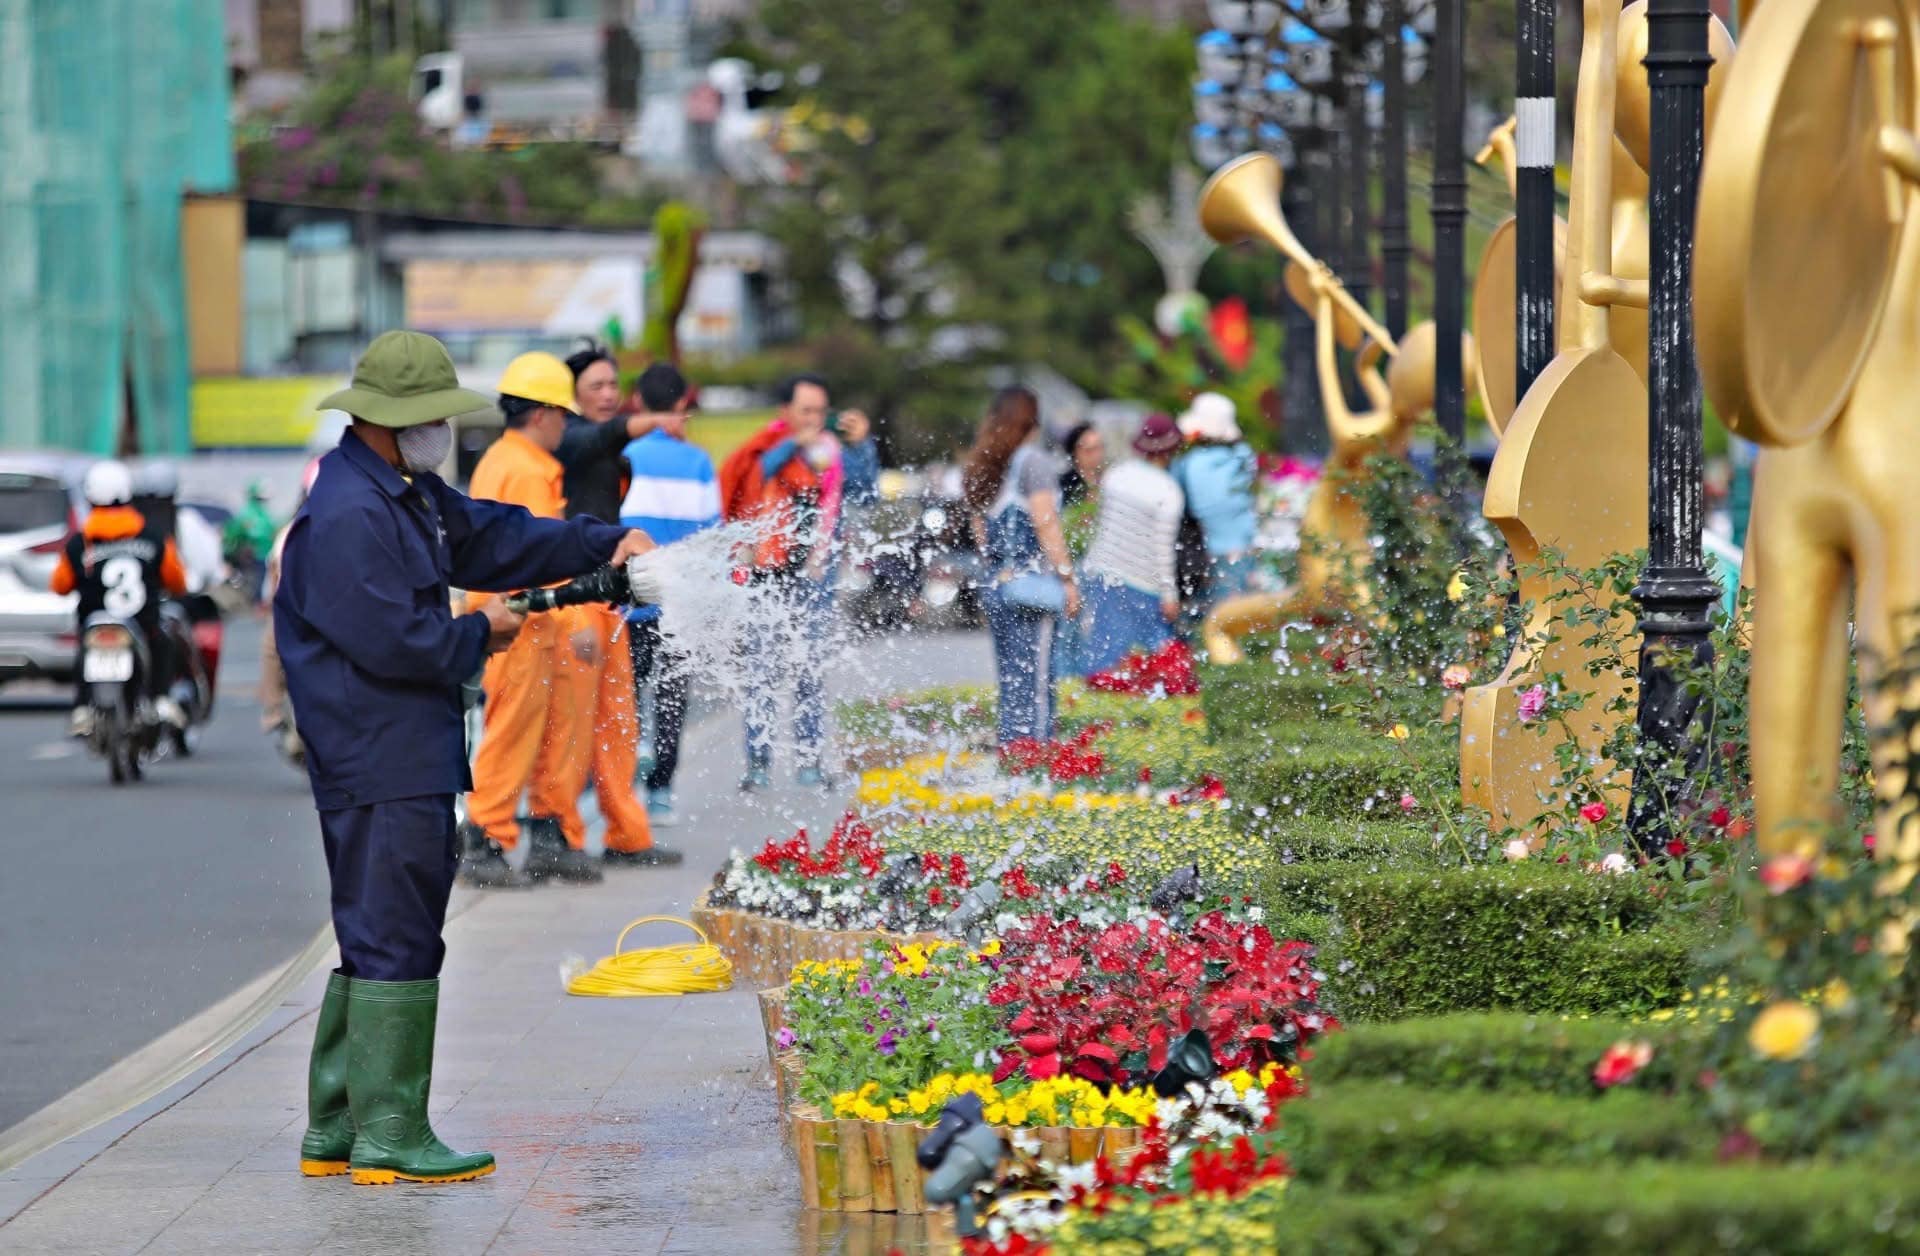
497;352;581;415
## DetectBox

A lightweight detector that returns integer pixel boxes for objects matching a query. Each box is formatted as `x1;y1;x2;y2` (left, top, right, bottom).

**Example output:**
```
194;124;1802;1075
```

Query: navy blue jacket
274;429;626;811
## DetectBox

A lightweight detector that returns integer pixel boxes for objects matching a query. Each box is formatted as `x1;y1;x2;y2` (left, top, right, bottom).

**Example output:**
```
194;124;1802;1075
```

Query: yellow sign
191;376;340;449
403;258;643;335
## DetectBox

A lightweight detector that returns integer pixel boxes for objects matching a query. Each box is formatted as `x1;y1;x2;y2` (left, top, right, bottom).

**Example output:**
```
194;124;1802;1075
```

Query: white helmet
84;460;134;507
134;460;180;499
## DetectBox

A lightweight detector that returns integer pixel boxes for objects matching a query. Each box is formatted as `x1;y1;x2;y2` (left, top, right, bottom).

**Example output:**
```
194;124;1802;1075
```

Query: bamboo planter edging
787;1103;1144;1214
691;890;942;991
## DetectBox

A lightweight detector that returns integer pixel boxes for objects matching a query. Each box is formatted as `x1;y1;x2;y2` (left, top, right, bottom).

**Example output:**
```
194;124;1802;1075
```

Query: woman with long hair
965;387;1080;746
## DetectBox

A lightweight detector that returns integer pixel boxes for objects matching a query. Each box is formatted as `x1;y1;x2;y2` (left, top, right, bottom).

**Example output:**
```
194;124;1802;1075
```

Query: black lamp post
1429;0;1466;443
1381;0;1410;339
1515;0;1557;396
1628;0;1720;849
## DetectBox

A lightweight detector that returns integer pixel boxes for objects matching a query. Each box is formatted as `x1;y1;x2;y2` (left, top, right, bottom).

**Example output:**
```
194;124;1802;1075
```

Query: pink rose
1517;685;1548;722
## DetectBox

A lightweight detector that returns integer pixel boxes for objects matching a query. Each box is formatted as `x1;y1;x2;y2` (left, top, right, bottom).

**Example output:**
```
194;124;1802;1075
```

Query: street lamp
1628;0;1720;850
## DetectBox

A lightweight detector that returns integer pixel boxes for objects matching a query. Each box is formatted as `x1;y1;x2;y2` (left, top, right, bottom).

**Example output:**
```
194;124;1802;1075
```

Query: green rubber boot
345;978;495;1185
298;971;355;1176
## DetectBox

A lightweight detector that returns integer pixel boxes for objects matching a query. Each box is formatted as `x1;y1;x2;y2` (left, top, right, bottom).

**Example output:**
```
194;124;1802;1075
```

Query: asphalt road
0;615;330;1133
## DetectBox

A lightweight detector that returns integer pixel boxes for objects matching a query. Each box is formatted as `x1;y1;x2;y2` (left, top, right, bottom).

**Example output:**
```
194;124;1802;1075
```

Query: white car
0;454;92;687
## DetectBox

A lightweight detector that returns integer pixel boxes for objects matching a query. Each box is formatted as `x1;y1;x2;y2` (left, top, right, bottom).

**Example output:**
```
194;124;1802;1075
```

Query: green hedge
1198;662;1341;741
1271;1162;1920;1254
1309;863;1699;1019
1309;1011;1698;1096
1214;722;1448;822
1260;816;1452;867
1286;1082;1715;1190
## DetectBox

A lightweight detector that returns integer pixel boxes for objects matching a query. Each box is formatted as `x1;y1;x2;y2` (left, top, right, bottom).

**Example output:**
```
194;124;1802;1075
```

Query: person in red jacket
718;373;842;790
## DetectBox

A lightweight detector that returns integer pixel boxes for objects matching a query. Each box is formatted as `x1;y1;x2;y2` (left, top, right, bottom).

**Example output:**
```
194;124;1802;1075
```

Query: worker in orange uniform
539;345;682;868
457;352;614;888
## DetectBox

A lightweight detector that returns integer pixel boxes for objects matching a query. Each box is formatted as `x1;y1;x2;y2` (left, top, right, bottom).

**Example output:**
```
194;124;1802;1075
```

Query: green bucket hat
319;331;493;428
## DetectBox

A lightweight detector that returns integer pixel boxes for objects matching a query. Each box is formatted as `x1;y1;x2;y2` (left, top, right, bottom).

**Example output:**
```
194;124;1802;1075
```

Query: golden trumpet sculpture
1192;152;1473;665
1469;2;1732;436
1697;0;1920;869
1459;0;1655;835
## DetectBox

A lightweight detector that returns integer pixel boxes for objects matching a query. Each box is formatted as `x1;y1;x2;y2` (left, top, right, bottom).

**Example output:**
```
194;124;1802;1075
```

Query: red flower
928;886;945;908
1709;806;1732;829
1592;1040;1653;1089
948;853;970;887
1726;816;1753;840
1760;853;1814;894
1664;839;1688;858
1138;765;1153;784
1865;832;1877;854
1579;801;1609;824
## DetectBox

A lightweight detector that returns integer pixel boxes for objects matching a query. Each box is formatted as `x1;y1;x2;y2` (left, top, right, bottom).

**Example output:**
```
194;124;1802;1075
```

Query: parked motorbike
79;613;162;784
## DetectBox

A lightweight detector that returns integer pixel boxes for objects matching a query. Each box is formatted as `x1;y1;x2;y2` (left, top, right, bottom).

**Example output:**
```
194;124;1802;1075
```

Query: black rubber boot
457;822;531;889
298;971;354;1176
345;978;495;1185
604;844;685;868
523;815;603;883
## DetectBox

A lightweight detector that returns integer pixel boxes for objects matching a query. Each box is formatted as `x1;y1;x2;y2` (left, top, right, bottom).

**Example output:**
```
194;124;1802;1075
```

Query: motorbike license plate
83;649;134;683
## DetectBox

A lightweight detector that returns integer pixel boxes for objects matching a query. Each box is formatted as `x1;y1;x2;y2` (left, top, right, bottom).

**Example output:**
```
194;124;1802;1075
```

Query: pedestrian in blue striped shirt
618;364;717;824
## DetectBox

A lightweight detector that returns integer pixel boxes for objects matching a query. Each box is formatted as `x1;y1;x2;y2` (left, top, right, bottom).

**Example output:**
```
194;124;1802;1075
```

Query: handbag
998;568;1066;614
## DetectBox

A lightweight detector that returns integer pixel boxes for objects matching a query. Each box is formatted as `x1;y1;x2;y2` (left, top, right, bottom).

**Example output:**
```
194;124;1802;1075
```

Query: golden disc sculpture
1459;0;1652;835
1194;155;1474;664
1695;0;1920;866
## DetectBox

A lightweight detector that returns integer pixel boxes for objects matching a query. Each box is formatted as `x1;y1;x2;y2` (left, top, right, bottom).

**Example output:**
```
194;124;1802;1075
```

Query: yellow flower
1446;570;1468;602
1387;724;1410;742
1820;979;1854;1012
1749;1001;1820;1060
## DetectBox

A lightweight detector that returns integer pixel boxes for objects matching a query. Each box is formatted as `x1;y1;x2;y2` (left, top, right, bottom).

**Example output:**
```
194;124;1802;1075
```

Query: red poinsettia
1086;639;1200;697
749;812;886;877
986;913;1334;1087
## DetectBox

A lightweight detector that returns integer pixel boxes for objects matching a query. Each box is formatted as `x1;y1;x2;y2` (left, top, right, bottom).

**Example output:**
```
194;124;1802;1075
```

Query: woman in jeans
964;388;1080;747
1082;413;1186;672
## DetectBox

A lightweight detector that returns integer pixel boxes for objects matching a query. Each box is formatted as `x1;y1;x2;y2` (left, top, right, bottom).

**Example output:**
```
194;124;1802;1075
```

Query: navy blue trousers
319;795;458;982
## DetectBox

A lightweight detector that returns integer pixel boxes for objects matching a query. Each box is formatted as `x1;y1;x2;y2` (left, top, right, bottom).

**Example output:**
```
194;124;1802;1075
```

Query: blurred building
225;0;355;114
0;0;235;455
180;201;789;448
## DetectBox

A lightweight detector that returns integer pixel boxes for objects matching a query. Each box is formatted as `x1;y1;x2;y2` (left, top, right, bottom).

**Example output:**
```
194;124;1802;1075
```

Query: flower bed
774;912;1328;1214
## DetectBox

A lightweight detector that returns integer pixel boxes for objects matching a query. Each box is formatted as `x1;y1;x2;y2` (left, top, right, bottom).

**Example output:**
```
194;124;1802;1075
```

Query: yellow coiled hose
564;915;733;997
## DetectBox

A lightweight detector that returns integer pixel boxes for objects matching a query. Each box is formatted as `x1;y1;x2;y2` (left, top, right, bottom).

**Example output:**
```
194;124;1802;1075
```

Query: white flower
1599;851;1631;875
1502;838;1531;862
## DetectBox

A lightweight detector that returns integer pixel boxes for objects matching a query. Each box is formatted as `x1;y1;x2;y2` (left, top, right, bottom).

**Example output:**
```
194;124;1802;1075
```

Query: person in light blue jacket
1172;392;1259;601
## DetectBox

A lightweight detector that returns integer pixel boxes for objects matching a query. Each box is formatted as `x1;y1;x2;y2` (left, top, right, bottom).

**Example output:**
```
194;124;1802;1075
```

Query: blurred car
0;454;91;687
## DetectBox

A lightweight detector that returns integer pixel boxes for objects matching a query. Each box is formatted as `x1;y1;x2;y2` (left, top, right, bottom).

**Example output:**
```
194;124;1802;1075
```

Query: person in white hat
1172;392;1260;601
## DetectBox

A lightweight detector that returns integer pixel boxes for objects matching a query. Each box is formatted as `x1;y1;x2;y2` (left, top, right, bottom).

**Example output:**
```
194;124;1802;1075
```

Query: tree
753;0;1192;449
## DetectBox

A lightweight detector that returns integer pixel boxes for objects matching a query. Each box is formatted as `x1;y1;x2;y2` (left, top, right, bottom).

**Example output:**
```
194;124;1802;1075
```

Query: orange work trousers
542;603;655;854
465;603;573;849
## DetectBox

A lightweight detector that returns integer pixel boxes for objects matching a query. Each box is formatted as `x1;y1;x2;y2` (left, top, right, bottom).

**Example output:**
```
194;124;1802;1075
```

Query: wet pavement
0;629;988;1255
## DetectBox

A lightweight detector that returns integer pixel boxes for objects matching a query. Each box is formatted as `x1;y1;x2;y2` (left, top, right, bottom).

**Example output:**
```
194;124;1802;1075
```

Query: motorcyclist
223;481;278;602
133;461;228;596
50;461;189;736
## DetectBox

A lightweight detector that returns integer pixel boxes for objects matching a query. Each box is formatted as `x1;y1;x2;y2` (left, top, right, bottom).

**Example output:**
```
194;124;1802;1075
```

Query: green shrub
1198;662;1340;742
1260;816;1452;867
1272;1162;1920;1254
1286;1082;1715;1190
1215;722;1448;821
1315;863;1699;1019
1310;1011;1700;1096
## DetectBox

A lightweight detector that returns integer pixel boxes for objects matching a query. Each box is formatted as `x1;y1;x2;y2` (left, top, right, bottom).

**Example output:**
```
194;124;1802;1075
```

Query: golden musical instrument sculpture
1192;153;1475;664
1459;0;1652;836
1696;0;1920;871
1470;3;1732;436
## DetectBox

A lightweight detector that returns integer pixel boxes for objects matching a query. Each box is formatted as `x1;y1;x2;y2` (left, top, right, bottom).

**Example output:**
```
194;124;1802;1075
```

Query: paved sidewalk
0;631;989;1256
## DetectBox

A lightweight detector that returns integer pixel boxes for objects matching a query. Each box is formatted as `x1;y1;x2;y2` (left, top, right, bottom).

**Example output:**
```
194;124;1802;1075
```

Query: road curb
0;924;333;1178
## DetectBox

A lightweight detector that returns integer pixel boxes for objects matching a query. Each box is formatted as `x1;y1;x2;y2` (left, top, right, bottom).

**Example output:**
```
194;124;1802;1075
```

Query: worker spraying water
273;331;655;1187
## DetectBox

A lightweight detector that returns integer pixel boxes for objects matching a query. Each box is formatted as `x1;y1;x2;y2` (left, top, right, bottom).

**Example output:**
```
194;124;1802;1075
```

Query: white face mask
396;421;453;474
